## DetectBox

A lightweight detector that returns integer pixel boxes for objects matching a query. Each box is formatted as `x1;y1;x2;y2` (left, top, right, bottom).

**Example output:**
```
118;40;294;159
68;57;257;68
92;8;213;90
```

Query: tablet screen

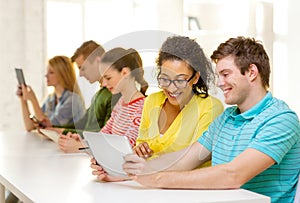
82;131;133;177
15;68;26;85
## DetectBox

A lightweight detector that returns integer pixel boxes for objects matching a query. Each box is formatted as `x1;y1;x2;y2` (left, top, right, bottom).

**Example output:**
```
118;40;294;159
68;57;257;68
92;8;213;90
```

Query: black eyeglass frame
157;71;196;89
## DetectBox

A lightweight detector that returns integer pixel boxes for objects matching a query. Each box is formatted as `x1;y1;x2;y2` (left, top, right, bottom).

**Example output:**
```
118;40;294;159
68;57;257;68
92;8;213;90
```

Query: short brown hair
71;40;105;62
211;36;270;89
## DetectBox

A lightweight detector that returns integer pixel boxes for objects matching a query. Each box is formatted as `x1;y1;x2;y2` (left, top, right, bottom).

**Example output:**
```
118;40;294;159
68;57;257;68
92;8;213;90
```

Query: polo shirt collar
230;92;272;120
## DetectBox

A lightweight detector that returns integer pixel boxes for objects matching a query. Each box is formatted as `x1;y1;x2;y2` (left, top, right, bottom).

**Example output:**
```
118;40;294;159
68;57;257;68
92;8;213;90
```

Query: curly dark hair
156;35;215;98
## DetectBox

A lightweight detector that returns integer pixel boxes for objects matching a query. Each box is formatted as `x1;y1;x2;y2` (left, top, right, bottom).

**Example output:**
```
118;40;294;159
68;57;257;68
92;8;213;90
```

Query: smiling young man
123;37;300;203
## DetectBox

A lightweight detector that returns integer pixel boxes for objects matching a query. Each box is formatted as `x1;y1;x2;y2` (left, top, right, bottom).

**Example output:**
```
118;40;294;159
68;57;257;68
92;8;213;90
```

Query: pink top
101;96;145;147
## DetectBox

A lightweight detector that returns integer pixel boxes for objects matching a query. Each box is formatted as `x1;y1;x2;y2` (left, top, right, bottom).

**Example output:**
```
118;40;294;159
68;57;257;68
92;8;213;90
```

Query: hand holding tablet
82;131;133;177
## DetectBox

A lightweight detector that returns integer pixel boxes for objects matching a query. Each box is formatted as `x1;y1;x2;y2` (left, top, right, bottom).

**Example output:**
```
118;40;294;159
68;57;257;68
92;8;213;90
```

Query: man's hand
90;158;129;182
58;132;83;153
123;153;152;176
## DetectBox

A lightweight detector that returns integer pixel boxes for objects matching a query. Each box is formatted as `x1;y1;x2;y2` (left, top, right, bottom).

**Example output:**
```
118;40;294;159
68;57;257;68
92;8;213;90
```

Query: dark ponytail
101;47;148;95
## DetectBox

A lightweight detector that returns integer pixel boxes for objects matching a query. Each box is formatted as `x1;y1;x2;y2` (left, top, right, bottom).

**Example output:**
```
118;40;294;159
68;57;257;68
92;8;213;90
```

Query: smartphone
15;68;26;86
29;115;46;128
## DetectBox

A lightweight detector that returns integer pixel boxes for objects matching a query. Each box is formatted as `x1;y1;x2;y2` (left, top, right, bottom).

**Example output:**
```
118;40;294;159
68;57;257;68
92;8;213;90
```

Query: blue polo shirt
198;92;300;203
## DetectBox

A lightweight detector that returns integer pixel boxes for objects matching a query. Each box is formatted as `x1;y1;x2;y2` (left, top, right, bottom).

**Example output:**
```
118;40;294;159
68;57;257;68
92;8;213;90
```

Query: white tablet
82;131;133;177
39;129;59;143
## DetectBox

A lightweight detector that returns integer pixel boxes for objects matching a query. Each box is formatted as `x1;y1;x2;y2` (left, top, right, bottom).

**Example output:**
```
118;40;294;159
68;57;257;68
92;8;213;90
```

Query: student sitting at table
50;41;119;152
59;47;148;152
123;36;300;203
46;40;113;151
90;35;224;182
134;36;223;159
16;55;86;131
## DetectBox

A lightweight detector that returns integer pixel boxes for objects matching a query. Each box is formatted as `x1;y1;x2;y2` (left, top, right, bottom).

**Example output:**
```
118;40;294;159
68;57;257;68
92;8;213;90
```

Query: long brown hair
48;55;82;97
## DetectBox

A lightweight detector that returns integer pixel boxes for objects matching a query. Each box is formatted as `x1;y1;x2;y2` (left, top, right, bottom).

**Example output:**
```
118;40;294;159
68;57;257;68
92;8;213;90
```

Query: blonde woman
17;55;86;131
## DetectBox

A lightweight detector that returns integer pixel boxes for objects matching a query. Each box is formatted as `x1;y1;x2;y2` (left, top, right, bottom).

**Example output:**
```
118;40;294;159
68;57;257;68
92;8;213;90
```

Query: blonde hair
48;55;82;97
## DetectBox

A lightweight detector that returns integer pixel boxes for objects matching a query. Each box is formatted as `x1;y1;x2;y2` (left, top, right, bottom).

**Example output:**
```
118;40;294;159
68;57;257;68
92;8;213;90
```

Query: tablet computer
82;131;133;177
15;68;26;86
39;129;59;143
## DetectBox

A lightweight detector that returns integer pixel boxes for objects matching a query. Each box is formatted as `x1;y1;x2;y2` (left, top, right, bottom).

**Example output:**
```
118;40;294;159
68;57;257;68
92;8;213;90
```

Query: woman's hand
58;132;83;153
21;85;36;101
133;142;153;159
90;158;129;182
16;85;23;98
37;117;52;128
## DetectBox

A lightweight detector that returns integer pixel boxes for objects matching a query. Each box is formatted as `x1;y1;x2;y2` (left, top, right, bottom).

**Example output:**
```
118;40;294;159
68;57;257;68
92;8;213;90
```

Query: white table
0;130;271;203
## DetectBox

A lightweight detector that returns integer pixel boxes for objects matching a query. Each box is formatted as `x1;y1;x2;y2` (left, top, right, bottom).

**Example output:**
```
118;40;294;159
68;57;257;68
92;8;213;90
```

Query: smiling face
159;59;199;107
75;54;101;83
216;56;251;107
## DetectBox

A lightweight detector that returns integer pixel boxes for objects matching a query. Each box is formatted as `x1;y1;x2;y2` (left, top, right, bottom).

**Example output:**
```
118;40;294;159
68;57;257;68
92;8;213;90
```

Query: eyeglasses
157;71;196;89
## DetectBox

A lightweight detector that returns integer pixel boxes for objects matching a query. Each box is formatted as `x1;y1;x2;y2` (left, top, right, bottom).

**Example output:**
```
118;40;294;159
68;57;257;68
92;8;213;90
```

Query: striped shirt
101;96;145;147
198;92;300;203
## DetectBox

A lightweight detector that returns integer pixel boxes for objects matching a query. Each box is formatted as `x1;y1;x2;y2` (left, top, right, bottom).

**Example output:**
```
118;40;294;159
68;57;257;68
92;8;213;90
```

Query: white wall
0;0;185;130
0;0;46;130
0;0;299;131
157;0;184;34
287;0;300;116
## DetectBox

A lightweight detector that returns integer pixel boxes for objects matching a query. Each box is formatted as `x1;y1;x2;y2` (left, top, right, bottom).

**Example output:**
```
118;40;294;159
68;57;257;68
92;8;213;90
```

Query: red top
101;96;145;147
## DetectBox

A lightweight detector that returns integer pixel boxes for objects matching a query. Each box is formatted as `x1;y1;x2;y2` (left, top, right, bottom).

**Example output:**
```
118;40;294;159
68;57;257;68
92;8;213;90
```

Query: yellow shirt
137;91;224;162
